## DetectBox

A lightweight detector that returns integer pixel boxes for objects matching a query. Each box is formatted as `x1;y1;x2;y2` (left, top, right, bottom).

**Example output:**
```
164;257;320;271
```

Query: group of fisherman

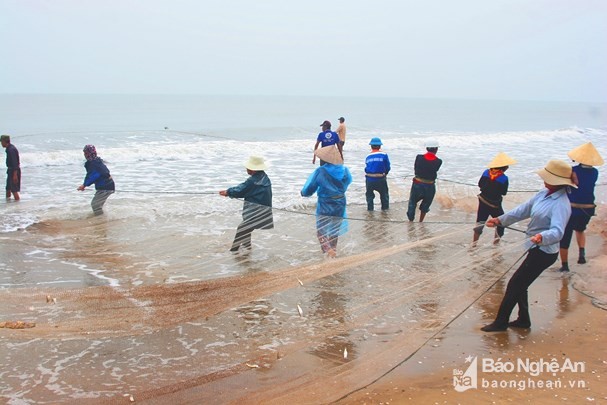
216;120;602;333
3;125;603;333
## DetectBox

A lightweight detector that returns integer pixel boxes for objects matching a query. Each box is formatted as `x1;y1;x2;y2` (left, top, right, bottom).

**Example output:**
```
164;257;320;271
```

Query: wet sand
339;220;607;404
1;202;605;404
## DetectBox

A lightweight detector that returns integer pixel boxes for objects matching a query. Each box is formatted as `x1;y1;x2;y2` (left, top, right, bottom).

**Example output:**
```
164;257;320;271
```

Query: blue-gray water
1;94;606;403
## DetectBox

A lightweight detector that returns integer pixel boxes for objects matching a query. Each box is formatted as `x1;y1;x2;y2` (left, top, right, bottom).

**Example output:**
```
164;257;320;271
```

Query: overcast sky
1;0;606;102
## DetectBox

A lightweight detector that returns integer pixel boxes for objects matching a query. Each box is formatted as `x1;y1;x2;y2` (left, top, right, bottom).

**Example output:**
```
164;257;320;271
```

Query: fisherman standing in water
1;135;21;201
302;146;352;258
219;156;274;252
365;137;391;211
407;140;442;222
77;145;115;215
313;120;343;165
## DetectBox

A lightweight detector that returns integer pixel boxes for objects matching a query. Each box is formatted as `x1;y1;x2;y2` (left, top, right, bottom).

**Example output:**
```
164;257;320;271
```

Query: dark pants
366;178;389;211
474;199;505;237
6;168;21;192
230;209;273;251
407;182;435;221
560;208;594;248
231;222;255;251
493;248;558;326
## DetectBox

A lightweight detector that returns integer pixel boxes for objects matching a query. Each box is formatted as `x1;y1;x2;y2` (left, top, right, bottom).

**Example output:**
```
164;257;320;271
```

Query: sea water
0;94;605;287
1;94;606;403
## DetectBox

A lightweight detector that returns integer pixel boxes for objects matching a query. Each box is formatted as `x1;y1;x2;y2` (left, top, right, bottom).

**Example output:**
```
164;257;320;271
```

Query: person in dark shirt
220;156;273;252
558;142;603;272
77;145;115;215
472;152;516;245
406;140;443;222
1;135;21;201
313;120;343;165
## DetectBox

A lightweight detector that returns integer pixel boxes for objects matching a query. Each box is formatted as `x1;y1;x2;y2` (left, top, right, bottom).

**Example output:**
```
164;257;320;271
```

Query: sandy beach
1;201;605;404
339;237;607;404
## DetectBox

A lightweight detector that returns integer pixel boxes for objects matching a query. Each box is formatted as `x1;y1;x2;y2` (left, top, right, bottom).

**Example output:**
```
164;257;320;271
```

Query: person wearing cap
472;152;516;245
1;135;20;201
219;156;274;252
365;137;391;211
480;159;575;332
406;140;442;222
336;117;347;148
77;145;115;215
313;120;343;165
558;142;604;272
301;146;352;258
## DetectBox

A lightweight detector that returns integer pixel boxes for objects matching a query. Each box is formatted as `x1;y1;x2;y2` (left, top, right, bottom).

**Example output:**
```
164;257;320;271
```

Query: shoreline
1;204;605;404
338;231;607;403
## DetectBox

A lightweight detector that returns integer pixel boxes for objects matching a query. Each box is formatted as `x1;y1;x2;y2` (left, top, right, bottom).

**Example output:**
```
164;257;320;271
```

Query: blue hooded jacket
301;164;352;236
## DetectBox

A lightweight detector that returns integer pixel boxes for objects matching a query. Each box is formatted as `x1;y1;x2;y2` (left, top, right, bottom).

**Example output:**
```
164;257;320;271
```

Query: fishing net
1;130;606;403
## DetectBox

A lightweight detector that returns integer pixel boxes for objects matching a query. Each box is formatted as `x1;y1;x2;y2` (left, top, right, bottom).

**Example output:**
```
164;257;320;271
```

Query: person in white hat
301;146;352;257
219;156;273;252
558;142;604;272
472;152;516;245
406;139;442;222
481;159;575;332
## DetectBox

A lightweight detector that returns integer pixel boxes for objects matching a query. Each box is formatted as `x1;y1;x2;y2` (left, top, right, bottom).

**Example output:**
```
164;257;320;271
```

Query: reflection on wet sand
1;208;604;404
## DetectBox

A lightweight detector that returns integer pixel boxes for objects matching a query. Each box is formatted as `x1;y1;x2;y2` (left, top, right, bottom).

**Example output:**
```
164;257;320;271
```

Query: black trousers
493;247;558;326
365;178;389;211
474;200;505;237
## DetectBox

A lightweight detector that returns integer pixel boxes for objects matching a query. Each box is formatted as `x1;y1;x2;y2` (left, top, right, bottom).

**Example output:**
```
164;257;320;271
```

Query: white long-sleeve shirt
498;188;571;254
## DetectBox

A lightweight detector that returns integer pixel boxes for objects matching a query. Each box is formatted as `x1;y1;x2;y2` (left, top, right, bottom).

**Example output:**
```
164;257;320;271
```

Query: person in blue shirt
312;120;343;166
480;159;575;332
365;137;391;211
77;145;115;215
302;146;352;258
220;156;273;252
407;140;443;222
1;135;20;201
558;142;603;272
472;152;516;245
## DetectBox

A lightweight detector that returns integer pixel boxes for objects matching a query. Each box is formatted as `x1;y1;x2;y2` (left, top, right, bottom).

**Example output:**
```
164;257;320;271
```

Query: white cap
425;139;439;148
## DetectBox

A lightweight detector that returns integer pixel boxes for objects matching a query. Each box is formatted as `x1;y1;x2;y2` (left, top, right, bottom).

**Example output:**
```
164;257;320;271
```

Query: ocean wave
10;127;605;169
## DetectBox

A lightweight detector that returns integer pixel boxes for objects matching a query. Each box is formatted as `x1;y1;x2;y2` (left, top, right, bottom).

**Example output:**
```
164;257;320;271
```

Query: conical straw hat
315;145;343;165
567;142;604;166
487;152;516;168
537;159;577;188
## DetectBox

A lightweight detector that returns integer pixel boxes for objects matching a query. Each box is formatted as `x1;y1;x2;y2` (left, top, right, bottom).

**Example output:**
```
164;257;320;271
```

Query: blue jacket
84;158;115;191
568;164;598;218
365;150;390;182
227;171;273;228
301;164;352;236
